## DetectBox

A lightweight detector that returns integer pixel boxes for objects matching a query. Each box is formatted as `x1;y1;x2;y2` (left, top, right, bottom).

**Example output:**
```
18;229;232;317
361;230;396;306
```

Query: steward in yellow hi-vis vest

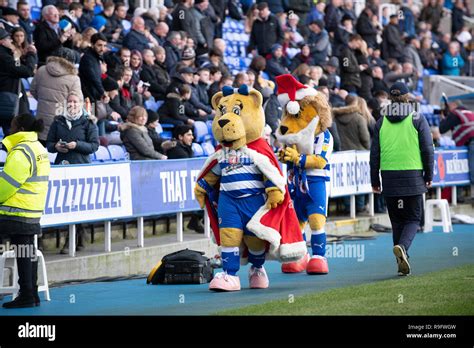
0;114;50;309
369;82;434;277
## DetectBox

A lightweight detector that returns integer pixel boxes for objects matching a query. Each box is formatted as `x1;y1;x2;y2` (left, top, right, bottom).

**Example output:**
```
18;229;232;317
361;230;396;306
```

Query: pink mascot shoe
306;255;329;275
248;266;269;289
281;252;310;273
209;272;241;291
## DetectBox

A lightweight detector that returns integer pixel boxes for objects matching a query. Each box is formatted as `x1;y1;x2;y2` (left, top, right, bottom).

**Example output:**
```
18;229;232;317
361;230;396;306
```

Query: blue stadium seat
31;6;41;21
29;97;37;115
201;142;215;156
206;120;213;134
93;146;111;162
194;121;212;143
108;145;128;161
192;142;204;157
0;149;7;164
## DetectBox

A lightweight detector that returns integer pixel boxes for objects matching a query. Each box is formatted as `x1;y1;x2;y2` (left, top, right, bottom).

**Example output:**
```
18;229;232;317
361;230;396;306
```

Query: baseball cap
389;82;409;97
179;66;196;75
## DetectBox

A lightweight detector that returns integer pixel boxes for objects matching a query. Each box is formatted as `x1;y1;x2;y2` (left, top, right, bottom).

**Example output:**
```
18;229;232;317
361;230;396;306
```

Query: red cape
198;138;306;262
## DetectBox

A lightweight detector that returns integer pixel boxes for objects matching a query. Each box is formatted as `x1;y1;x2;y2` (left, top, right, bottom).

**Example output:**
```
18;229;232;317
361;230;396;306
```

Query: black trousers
10;234;38;295
385;194;423;252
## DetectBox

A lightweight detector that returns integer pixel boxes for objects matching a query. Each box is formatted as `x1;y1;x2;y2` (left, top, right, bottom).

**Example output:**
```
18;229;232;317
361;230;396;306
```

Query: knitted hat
276;74;317;114
182;47;196;60
90;15;107;31
59;19;72;32
102;76;119;91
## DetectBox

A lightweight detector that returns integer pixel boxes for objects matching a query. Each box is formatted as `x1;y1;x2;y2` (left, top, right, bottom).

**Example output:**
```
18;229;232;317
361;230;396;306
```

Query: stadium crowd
0;0;473;237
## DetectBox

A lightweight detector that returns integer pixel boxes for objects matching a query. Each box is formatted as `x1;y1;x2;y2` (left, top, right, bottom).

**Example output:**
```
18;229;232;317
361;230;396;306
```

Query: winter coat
452;7;465;34
340;46;361;89
332;104;370;151
19;17;35;43
167;141;193;159
190;6;215;48
442;53;465;76
403;44;424;77
370;111;434;197
324;4;342;33
33;21;63;66
79;47;105;102
120;122;166;160
163;40;181;72
140;63;168;101
123;30;151;52
420;4;443;33
158;92;194;125
399;6;416;37
356;11;377;48
289;53;315;72
30;56;82;141
46;113;99;164
355;50;373;100
265;56;290;81
248;14;284;56
382;23;403;60
171;3;200;44
308;29;330;64
263;94;282;134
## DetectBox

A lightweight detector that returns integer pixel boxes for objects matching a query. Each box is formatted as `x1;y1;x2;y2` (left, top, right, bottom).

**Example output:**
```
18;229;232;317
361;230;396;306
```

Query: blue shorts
218;192;265;236
293;176;328;222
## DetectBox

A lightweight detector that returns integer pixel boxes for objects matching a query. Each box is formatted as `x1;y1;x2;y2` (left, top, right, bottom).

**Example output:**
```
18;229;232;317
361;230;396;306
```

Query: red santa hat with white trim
276;74;318;114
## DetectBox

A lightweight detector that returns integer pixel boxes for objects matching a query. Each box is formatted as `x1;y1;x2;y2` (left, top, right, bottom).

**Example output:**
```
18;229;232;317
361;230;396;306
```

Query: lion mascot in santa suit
275;74;334;275
194;84;307;292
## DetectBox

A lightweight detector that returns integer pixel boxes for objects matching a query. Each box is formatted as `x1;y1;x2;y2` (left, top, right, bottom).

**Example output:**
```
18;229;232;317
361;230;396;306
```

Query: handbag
0;79;22;120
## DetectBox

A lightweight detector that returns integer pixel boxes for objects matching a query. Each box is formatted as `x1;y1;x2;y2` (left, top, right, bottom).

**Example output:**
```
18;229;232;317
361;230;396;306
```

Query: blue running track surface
1;225;473;315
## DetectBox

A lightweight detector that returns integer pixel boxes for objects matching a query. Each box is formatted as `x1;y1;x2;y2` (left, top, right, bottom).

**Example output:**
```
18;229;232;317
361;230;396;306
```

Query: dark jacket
257;0;284;14
19;17;35;43
79;47;105;102
324;4;342;34
33;21;63;66
167;141;193;159
382;23;403;60
333;26;351;57
79;9;94;31
248;14;284;56
420;4;443;33
46;114;99;164
158;92;195;124
263;94;282;134
147;127;167;153
356;11;377;48
307;29;330;64
123;30;151;52
452;6;465;35
163;40;181;72
120;122;166;160
370;110;434;197
340;46;361;89
189;84;212;114
172;3;199;44
355;50;373;100
265;56;290;81
0;45;35;94
140;63;168;100
289;53;315;72
195;82;212;110
333;104;370;151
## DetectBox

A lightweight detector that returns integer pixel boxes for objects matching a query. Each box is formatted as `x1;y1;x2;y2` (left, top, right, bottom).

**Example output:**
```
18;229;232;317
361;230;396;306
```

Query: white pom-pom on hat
286;100;300;114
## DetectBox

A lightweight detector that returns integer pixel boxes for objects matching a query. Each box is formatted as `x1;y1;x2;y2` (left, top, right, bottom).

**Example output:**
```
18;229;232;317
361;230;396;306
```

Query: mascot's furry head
211;85;264;150
275;74;332;154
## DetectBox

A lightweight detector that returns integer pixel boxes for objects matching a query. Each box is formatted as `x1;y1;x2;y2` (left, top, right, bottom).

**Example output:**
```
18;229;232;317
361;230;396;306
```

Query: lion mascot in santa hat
275;74;334;275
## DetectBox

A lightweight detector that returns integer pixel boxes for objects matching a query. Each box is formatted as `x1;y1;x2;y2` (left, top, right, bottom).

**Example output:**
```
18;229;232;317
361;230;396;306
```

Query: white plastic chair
0;248;51;301
424;199;453;233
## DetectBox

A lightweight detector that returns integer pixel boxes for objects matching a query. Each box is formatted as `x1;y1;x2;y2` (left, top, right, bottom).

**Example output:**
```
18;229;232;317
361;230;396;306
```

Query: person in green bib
370;82;434;276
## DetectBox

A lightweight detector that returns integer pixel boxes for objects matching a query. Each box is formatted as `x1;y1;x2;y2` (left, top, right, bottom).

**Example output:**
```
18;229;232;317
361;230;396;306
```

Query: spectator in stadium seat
120;67;145;112
46;91;99;165
265;43;290;81
17;1;35;43
322;57;340;90
324;0;343;35
79;33;109;104
140;48;169;101
129;50;143;87
381;15;403;61
64;3;83;33
0;28;35;136
355;38;373;100
121;106;167;160
79;0;95;31
33;5;73;66
420;0;443;34
339;34;362;93
0;7;20;34
171;0;199;44
371;66;390;94
442;41;465;76
163;31;182;72
355;5;377;49
307;19;330;64
145;111;176;153
158;84;196;126
290;43;315;71
403;36;424;78
31;49;82;144
166;124;204;233
334;14;353;58
152;21;169;46
123;16;158;52
190;0;215;56
247;2;284;57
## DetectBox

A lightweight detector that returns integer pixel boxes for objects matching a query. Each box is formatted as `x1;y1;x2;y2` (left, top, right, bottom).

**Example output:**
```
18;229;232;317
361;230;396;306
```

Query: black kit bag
147;249;213;285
